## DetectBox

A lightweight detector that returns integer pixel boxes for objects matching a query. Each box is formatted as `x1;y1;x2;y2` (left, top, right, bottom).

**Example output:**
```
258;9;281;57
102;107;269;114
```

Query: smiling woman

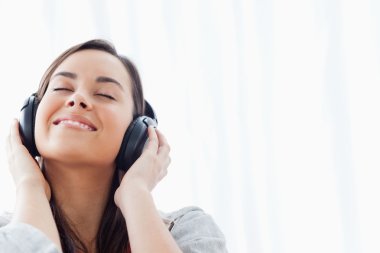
35;49;134;169
0;39;228;253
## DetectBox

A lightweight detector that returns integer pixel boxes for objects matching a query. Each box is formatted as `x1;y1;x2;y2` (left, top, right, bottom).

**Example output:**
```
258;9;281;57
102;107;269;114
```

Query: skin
6;50;181;253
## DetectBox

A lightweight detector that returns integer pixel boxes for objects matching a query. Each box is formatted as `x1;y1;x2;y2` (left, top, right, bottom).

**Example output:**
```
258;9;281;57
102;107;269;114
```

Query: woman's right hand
6;119;62;251
6;119;51;200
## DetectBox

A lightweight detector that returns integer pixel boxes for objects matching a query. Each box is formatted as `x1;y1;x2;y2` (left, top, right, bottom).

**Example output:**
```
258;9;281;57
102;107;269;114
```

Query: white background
0;0;379;253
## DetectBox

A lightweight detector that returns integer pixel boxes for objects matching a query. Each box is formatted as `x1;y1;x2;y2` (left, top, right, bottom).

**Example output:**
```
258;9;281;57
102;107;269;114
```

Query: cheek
34;95;67;158
34;99;55;146
100;109;132;147
106;113;130;133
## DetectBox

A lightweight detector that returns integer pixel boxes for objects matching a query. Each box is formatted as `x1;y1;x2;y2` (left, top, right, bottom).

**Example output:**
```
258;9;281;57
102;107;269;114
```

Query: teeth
59;120;94;131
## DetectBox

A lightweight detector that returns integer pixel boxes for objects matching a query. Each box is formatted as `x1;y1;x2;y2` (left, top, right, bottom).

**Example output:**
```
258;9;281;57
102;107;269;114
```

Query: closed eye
53;87;72;92
97;93;116;100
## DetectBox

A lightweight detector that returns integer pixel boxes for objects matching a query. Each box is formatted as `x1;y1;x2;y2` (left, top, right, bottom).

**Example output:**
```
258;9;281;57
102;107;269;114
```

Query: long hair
37;39;145;253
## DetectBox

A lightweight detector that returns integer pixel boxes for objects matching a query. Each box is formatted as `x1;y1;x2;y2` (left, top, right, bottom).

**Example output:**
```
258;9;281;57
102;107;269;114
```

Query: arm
118;184;182;253
115;127;182;253
11;180;62;252
4;119;62;252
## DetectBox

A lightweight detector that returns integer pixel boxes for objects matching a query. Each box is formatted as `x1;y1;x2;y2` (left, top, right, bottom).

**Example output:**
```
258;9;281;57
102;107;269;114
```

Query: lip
53;114;97;131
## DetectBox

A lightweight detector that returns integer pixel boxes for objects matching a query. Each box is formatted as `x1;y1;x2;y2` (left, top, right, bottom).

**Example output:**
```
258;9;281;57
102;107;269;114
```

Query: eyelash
53;87;72;92
97;93;115;100
53;88;116;101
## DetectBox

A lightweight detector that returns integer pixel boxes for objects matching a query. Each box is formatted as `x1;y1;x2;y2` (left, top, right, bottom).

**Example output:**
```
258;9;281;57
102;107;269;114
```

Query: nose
66;93;92;110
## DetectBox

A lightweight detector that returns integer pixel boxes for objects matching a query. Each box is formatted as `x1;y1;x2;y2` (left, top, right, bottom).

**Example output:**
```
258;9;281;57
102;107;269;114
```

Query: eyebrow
52;71;124;90
96;76;123;90
53;71;77;79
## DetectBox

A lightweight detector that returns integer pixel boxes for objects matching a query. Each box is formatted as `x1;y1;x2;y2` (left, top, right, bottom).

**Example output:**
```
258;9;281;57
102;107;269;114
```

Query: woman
0;39;228;253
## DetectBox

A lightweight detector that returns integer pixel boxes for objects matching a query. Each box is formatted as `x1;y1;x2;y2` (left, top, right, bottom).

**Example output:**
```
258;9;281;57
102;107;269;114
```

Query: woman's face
35;49;134;168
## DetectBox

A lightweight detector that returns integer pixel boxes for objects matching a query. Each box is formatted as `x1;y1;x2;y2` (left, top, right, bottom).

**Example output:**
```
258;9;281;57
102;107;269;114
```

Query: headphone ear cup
116;116;157;171
19;94;40;157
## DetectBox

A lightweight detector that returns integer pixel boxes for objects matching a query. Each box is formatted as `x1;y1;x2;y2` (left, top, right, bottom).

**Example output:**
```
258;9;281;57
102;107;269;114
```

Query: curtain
0;0;379;252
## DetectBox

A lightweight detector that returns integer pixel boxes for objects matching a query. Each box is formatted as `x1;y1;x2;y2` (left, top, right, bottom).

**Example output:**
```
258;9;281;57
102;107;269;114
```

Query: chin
40;146;115;168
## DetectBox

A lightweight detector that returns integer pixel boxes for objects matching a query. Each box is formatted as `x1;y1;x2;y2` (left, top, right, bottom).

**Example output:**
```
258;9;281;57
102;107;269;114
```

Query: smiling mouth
53;119;97;131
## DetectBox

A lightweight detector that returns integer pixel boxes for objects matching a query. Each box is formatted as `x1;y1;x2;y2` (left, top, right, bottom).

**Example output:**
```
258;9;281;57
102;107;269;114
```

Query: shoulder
0;211;59;253
160;206;220;233
160;206;228;253
0;210;12;227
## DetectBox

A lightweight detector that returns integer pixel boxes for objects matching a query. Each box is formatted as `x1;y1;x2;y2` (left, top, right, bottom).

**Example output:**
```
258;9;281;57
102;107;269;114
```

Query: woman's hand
114;127;182;253
7;119;62;251
114;126;171;208
6;119;51;200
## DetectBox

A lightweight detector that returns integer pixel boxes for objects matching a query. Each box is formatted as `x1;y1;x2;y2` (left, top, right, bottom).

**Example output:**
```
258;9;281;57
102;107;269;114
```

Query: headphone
19;93;158;172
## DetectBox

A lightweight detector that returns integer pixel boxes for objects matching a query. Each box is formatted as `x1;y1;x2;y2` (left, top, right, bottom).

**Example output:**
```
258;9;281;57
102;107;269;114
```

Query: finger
6;122;12;150
7;119;19;152
158;157;170;180
144;126;159;153
163;156;171;170
10;119;22;145
8;119;31;160
6;120;19;167
155;128;168;146
156;129;170;157
6;127;13;160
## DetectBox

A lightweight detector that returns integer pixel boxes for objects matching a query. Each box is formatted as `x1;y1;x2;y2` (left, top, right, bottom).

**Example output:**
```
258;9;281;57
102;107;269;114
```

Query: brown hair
37;39;145;253
37;39;145;117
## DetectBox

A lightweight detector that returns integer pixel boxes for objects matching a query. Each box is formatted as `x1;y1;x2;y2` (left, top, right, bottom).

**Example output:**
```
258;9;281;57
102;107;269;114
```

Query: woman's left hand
114;127;183;253
114;126;171;207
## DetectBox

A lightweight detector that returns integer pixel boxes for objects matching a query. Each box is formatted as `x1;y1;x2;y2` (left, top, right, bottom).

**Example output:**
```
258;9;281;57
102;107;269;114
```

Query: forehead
52;49;131;89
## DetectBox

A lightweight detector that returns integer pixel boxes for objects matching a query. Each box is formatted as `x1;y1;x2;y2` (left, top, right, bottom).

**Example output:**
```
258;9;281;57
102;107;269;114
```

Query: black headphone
19;93;158;172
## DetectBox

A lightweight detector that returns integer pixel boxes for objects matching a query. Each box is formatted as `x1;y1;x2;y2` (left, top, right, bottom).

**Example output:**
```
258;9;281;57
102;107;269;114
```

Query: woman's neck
44;159;115;247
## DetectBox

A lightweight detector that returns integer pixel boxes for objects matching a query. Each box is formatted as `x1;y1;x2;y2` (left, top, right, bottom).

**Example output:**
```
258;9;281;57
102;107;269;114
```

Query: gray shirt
0;206;228;253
